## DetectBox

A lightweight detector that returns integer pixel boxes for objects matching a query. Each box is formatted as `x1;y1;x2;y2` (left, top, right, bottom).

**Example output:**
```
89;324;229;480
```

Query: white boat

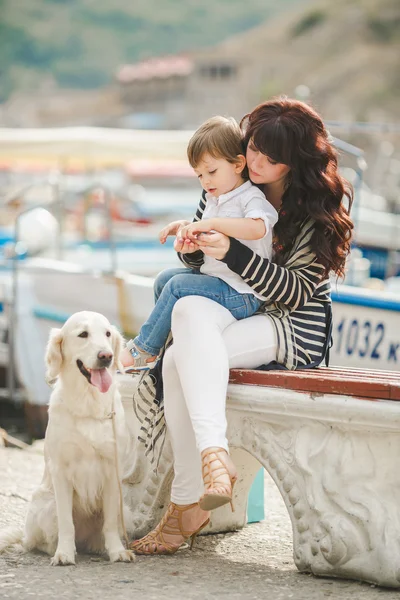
330;284;400;370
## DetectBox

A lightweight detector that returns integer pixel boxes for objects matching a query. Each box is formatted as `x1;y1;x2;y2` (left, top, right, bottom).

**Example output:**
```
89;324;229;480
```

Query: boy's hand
178;220;214;241
159;220;190;244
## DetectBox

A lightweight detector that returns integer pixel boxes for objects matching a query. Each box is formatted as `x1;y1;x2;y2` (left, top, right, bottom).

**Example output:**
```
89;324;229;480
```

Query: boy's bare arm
180;217;266;241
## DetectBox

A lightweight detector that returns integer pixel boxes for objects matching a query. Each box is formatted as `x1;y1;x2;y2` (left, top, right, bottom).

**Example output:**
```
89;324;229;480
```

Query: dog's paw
109;549;136;563
50;550;76;566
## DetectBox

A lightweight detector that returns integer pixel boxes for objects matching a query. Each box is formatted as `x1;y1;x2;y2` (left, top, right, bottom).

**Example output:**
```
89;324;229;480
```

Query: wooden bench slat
255;370;400;387
326;365;398;373
249;369;394;381
319;367;400;380
229;368;400;401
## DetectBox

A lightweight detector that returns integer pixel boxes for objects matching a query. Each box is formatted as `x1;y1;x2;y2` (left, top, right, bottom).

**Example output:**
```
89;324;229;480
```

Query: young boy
123;116;278;371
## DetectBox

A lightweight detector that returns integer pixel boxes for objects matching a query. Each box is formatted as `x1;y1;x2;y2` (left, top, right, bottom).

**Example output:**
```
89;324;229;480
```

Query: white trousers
163;295;278;505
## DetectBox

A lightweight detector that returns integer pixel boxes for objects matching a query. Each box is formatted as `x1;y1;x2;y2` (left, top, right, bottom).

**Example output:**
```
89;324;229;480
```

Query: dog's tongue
90;368;112;393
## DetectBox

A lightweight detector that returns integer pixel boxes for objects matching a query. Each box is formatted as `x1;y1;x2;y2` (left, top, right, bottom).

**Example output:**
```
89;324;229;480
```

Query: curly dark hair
241;98;354;278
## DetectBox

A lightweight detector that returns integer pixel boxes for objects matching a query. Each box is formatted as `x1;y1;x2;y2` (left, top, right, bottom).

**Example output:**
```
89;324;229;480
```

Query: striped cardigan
133;194;332;466
179;193;332;370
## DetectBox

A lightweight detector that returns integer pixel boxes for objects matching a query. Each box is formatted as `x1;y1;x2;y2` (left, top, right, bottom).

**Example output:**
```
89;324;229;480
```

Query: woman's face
246;140;291;186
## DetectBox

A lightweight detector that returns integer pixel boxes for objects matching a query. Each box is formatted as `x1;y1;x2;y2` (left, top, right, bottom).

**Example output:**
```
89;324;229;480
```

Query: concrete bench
120;366;400;588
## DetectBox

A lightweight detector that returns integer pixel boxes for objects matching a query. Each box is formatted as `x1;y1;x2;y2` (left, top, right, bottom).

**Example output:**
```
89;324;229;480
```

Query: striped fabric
177;193;207;269
133;371;165;461
133;195;332;466
132;338;172;468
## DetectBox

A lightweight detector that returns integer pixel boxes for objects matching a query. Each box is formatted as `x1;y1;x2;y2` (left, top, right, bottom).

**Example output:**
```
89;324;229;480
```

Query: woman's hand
159;220;190;244
196;232;231;260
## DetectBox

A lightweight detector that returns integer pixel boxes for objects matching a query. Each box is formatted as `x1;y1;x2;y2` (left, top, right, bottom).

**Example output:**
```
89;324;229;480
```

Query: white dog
0;311;135;565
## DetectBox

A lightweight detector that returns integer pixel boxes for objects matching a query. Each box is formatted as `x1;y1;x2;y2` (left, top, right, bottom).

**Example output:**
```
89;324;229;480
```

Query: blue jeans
134;267;262;355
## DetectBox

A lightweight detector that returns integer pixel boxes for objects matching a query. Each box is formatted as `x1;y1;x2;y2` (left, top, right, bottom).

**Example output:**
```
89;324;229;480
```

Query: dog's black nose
97;351;113;367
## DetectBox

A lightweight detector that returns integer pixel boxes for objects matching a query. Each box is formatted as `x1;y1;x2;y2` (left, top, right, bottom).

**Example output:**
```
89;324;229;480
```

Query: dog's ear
112;326;124;372
45;328;63;385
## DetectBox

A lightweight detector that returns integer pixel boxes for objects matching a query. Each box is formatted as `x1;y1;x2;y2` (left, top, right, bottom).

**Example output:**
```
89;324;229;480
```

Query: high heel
129;502;210;555
198;447;238;512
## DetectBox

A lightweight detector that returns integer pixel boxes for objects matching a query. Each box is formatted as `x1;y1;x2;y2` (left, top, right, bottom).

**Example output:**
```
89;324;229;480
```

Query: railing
331;136;367;230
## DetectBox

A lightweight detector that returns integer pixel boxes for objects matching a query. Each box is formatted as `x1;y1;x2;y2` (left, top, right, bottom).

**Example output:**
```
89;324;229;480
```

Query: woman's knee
172;295;209;323
171;296;234;333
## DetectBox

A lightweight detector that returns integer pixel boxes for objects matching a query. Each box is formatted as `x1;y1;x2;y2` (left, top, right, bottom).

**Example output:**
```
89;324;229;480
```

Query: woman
129;97;353;554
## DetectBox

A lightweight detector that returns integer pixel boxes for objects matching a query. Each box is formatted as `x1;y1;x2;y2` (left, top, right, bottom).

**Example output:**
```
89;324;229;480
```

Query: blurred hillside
1;0;399;129
210;0;400;121
0;0;302;102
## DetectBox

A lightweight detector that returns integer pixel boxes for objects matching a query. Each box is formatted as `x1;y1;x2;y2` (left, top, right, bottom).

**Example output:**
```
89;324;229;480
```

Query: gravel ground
0;444;397;600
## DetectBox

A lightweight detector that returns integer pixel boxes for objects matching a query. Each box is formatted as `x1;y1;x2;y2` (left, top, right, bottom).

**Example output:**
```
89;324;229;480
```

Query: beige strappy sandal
129;502;210;555
198;447;238;512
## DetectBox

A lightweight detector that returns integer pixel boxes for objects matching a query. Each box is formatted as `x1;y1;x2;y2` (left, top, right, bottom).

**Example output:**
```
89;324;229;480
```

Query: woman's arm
176;243;205;268
198;220;326;310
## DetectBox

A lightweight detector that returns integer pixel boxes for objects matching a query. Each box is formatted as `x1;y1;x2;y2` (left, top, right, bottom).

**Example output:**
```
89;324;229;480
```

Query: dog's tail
0;527;24;553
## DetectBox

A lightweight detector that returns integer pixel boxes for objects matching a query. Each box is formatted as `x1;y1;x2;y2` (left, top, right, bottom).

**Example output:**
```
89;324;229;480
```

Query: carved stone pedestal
119;373;400;588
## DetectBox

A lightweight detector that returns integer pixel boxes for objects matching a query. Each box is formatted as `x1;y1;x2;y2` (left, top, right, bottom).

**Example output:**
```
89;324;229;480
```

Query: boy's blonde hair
187;116;245;168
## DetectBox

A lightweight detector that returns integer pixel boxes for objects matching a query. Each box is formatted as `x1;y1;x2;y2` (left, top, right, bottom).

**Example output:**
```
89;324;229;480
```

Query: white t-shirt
200;180;278;299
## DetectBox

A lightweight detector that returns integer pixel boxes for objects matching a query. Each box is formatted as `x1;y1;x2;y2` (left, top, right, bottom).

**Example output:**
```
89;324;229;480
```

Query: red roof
117;56;193;83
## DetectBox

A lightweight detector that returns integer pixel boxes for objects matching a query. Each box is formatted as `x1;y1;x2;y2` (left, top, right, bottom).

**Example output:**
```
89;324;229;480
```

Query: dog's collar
93;411;116;421
62;409;116;421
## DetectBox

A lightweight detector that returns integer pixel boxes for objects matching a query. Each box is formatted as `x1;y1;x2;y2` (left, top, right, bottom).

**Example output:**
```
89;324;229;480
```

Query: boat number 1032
335;318;399;364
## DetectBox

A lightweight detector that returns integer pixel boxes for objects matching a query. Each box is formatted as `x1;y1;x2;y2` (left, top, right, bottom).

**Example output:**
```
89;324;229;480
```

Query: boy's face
193;153;245;198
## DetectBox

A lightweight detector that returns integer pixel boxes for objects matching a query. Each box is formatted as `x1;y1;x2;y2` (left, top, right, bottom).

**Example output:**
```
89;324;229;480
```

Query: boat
330;284;399;370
